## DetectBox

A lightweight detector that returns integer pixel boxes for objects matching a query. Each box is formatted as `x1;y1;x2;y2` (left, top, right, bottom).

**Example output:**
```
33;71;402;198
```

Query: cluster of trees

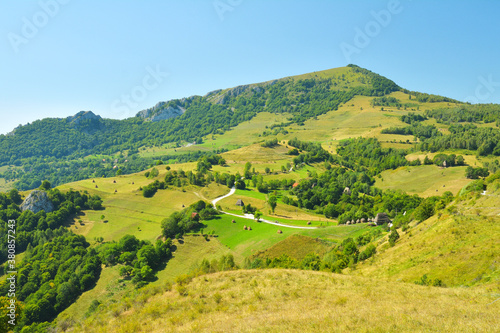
418;125;500;156
142;180;167;198
0;187;102;265
484;159;500;174
261;138;279;148
0;232;101;328
465;166;489;179
97;235;172;287
288;138;332;164
400;89;460;103
196;154;226;173
161;200;219;239
382;123;441;139
401;113;427;124
425;104;500;125
335;138;416;175
423;153;465;167
285;166;424;222
371;96;418;109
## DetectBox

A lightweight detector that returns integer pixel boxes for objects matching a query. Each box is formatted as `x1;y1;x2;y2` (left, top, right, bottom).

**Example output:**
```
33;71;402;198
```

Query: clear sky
1;0;499;134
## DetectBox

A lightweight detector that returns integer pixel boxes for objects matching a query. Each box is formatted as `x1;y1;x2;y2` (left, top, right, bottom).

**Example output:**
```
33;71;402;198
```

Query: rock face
66;111;102;125
21;190;54;214
137;102;186;122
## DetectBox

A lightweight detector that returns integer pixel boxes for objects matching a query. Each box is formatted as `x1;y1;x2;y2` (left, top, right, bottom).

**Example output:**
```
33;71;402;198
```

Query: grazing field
77;269;500;333
153;236;235;284
374;164;470;197
202;213;368;258
59;171;202;243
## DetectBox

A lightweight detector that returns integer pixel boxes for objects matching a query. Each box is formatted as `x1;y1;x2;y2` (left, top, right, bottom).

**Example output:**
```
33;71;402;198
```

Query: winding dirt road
211;187;317;230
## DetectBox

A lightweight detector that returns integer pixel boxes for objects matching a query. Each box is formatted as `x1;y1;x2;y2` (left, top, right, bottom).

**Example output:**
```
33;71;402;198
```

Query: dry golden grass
77;269;499;333
354;182;500;288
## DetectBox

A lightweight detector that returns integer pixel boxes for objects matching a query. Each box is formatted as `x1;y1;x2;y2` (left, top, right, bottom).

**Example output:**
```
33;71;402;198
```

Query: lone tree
268;195;277;214
388;229;400;247
40;180;51;190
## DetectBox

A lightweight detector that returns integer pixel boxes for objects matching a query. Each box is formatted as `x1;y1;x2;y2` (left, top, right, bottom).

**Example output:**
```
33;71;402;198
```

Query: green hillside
353;177;500;287
1;65;499;332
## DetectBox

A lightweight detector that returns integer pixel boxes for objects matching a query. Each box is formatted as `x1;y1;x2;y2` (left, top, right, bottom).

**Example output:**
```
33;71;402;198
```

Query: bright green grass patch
202;214;369;258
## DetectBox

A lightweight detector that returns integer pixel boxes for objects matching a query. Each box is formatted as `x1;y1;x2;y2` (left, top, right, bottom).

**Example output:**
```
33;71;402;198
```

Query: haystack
374;212;391;225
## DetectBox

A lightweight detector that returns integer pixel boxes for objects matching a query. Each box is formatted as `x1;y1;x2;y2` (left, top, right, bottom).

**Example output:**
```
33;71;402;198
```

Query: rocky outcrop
212;85;253;105
66;111;102;125
20;190;54;214
137;102;186;122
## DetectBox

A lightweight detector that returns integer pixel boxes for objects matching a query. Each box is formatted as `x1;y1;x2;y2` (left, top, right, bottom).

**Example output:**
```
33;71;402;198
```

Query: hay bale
95;185;98;188
356;219;360;224
248;226;252;231
92;179;95;183
277;230;282;234
113;180;116;183
232;219;236;223
361;218;366;223
346;221;351;225
244;225;247;230
307;221;312;225
374;213;391;225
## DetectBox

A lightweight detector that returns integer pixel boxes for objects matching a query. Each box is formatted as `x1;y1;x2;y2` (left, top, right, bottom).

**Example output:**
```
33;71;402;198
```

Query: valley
0;65;499;332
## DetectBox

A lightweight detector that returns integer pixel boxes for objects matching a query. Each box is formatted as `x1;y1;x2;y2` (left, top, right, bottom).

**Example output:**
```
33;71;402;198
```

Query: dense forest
0;186;106;330
0;186;102;265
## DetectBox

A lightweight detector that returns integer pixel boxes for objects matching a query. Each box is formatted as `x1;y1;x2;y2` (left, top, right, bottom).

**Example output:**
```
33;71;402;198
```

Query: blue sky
1;0;499;134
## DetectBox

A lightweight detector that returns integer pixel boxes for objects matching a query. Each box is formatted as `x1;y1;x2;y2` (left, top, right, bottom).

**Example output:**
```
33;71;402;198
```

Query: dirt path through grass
211;187;317;230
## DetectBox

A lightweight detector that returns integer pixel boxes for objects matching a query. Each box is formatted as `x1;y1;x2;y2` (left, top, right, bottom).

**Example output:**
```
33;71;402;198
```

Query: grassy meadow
76;269;499;333
374;164;470;197
353;182;500;287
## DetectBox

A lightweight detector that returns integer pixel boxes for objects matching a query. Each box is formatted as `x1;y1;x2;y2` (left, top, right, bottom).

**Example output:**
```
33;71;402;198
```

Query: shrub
388;230;400;247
